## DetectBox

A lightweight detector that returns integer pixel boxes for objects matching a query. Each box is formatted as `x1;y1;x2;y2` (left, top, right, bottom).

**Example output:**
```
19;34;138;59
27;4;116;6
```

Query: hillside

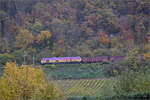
0;0;149;66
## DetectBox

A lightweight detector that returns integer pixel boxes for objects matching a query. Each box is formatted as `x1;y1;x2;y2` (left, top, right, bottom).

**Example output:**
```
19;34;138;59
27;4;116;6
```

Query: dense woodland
0;0;149;66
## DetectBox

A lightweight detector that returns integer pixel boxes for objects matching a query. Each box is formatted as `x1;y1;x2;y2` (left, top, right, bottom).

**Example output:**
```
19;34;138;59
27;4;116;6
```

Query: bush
121;48;141;71
0;62;64;100
114;69;150;98
102;64;121;77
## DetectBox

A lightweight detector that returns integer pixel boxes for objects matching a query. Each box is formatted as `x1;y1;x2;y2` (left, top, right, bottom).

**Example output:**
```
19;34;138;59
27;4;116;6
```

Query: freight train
41;55;144;65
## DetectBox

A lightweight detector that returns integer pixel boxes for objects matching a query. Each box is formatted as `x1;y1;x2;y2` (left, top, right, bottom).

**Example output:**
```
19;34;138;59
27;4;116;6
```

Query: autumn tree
36;30;51;48
0;62;64;100
98;30;110;47
15;29;34;49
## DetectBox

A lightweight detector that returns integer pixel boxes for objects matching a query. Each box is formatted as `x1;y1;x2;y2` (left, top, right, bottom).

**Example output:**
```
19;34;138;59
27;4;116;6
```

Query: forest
0;0;149;65
0;0;150;100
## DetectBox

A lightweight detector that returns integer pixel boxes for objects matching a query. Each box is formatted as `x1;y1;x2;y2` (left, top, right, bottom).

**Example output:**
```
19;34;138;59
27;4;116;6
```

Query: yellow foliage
36;30;52;44
144;52;150;60
0;62;64;100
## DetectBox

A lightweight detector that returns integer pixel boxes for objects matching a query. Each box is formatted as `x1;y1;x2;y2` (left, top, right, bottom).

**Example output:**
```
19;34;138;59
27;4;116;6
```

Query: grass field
53;78;117;98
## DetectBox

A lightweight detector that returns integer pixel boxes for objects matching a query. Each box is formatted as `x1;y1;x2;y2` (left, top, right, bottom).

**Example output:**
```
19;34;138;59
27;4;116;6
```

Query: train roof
41;57;81;61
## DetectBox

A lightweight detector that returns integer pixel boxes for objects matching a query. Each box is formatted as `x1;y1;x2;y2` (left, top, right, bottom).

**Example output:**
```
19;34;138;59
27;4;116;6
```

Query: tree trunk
1;20;5;38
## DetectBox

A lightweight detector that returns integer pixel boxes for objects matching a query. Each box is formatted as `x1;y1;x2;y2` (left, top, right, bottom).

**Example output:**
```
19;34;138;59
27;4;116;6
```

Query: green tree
114;69;150;97
0;38;10;53
31;21;43;34
122;48;141;71
0;54;15;65
25;21;43;34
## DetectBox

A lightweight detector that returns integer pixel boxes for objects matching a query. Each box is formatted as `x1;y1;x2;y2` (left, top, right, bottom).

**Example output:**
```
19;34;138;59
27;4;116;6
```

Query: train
41;55;144;65
41;57;82;64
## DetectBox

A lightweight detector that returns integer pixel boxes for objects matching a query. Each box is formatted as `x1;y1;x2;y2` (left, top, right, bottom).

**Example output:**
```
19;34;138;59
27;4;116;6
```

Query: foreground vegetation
0;62;64;100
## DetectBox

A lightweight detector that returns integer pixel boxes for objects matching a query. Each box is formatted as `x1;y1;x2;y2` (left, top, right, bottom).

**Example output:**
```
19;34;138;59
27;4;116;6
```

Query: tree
36;30;51;48
0;62;64;100
114;68;150;98
98;30;110;47
15;29;34;49
0;54;15;65
0;10;7;38
122;48;141;71
30;21;43;34
0;38;10;53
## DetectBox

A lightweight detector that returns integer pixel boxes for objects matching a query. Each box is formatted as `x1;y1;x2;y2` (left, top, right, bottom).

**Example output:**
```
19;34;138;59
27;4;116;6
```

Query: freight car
109;56;125;62
82;56;109;63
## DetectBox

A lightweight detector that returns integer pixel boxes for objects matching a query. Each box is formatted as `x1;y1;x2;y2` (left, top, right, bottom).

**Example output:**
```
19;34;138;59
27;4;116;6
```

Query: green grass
43;63;106;80
53;78;116;98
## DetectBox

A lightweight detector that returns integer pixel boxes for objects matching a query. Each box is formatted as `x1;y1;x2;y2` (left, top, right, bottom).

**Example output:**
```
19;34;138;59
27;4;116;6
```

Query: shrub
121;48;141;71
114;69;150;98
